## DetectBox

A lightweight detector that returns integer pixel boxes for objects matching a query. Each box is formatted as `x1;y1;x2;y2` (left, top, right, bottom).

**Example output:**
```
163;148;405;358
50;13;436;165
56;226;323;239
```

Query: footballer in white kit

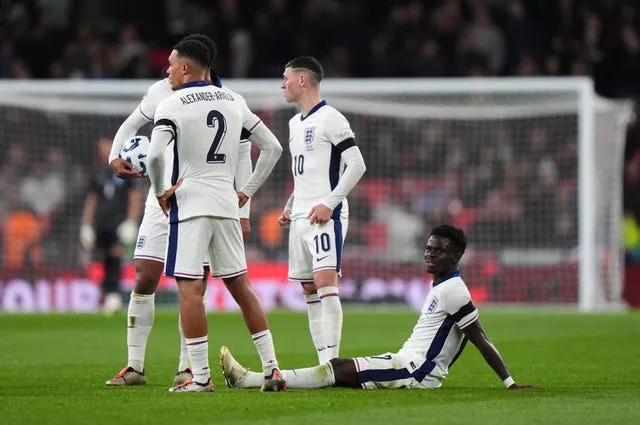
279;56;367;365
286;101;359;280
353;269;477;389
109;77;256;265
149;39;284;393
221;225;539;391
149;81;264;279
104;34;283;388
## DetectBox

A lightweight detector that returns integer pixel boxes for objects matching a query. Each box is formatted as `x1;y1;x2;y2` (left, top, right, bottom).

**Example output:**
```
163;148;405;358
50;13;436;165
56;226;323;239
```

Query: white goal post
0;77;630;312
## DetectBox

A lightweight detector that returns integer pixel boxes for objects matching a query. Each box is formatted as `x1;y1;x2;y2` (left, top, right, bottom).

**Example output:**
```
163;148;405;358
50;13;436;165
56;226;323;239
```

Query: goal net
0;78;630;312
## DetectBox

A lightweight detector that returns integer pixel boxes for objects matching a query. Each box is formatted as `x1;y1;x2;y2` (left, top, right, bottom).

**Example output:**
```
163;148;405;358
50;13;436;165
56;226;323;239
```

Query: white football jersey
154;81;259;222
399;271;478;384
139;79;258;219
139;79;175;208
288;101;355;220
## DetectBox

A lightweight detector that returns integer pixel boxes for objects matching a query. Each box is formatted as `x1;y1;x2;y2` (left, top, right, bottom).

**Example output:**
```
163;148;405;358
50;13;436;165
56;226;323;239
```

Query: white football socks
304;293;324;363
237;363;335;389
317;286;342;363
185;336;210;384
177;295;206;371
126;292;155;372
251;330;279;376
177;313;190;371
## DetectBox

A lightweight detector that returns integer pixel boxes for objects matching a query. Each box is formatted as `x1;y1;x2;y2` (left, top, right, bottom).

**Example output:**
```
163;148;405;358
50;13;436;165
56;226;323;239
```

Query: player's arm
109;80;168;179
108;108;150;179
236;141;252;240
309;114;366;224
320;140;366;210
148;106;180;216
117;182;142;245
459;310;539;390
80;180;99;250
238;121;283;199
279;193;294;227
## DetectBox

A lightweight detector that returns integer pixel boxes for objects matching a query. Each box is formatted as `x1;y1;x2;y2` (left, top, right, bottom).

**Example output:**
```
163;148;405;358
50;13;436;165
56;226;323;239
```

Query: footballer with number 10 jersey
286;101;366;281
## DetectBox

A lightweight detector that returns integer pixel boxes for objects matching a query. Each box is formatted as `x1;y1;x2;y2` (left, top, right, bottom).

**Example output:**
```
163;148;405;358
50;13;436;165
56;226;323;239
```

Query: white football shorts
164;216;247;279
287;218;348;282
134;204;168;263
353;351;441;390
134;204;210;267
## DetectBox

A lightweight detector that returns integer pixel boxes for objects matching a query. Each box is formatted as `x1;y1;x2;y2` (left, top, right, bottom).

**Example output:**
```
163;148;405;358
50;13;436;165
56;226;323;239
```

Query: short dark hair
181;34;217;64
285;56;324;83
173;39;211;70
430;224;467;255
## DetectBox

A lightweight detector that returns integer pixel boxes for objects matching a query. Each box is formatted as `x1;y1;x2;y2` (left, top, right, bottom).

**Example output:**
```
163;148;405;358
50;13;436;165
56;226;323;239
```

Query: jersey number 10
206;110;227;164
293;154;304;176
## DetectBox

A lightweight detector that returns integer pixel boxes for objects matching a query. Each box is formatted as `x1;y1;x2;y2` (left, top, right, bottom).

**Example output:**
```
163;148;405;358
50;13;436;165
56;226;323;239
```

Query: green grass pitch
1;309;639;425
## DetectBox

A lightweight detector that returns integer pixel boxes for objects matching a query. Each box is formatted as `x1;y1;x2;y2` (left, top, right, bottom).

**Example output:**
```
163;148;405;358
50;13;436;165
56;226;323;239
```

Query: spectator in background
373;179;424;264
2;186;42;277
258;208;286;261
465;3;505;74
80;137;142;315
19;161;65;219
0;0;639;95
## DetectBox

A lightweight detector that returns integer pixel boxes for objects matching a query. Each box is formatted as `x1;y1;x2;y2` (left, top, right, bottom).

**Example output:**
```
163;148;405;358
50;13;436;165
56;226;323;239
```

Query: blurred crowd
0;0;638;271
1;0;639;96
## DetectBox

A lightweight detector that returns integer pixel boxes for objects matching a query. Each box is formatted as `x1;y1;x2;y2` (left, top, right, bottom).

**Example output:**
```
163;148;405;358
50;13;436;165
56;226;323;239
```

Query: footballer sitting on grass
220;224;540;391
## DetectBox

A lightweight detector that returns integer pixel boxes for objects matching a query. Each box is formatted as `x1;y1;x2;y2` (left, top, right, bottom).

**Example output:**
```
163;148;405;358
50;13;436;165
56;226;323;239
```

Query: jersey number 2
206;110;227;163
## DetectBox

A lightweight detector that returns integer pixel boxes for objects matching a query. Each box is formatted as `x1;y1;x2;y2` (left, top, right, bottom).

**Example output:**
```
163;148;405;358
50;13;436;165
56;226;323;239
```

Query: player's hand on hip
308;204;332;225
157;179;183;217
508;383;542;390
237;191;249;208
278;210;291;227
240;218;251;241
110;158;142;179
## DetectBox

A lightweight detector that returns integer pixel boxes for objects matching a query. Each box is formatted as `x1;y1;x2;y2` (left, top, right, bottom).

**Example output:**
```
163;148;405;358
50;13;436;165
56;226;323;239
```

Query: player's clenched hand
308;204;332;225
240;218;251;241
278;210;291;227
156;179;183;217
508;383;542;390
110;158;142;179
237;191;249;208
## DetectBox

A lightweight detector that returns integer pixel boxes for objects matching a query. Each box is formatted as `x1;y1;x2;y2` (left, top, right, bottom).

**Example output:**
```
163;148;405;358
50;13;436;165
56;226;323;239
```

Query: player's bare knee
223;273;257;303
134;259;163;295
177;279;204;301
314;270;338;289
301;281;316;296
222;272;248;289
330;358;360;388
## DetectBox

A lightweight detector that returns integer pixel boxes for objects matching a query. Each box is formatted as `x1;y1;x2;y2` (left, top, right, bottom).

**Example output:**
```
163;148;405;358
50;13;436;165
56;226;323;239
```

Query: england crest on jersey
427;296;439;314
304;127;315;150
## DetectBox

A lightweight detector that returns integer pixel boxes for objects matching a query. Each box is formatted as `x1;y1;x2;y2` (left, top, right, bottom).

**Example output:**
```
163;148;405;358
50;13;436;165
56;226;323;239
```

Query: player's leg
99;228;124;315
311;218;348;362
351;352;421;389
174;265;209;385
301;282;323;362
288;219;323;361
106;206;166;386
167;217;213;392
330;358;361;388
219;345;338;389
212;218;284;392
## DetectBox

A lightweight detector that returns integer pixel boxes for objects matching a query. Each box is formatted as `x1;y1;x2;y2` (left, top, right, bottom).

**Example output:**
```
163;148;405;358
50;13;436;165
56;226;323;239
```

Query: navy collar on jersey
180;80;209;89
301;100;327;121
432;270;460;287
